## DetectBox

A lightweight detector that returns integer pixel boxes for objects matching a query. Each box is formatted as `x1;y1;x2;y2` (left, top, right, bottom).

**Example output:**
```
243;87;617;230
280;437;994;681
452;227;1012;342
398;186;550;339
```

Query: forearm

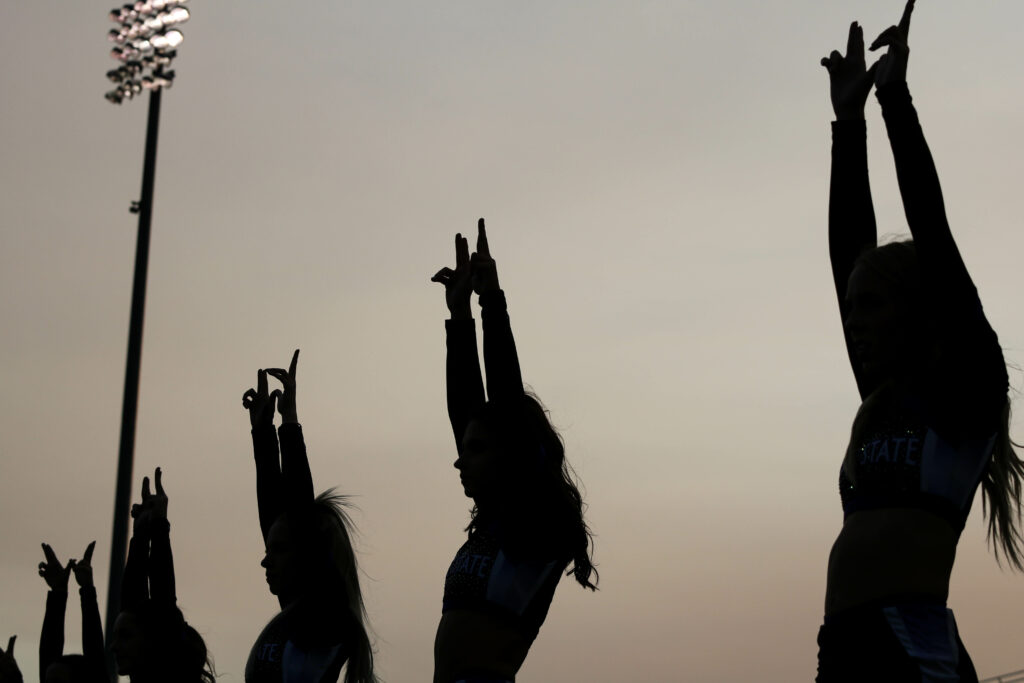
148;518;177;607
828;120;877;292
121;534;149;612
877;82;964;281
829;119;877;397
279;423;314;509
252;423;284;540
78;586;107;678
445;318;485;445
39;590;67;682
480;289;525;402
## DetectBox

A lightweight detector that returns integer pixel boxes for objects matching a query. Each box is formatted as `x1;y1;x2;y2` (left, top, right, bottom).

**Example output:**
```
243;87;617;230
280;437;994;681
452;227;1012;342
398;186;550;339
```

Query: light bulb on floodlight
143;51;174;68
163;7;189;25
150;30;183;49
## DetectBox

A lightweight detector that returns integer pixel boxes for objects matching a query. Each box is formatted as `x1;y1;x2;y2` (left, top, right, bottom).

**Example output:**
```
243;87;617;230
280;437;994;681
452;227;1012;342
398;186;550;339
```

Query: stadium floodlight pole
102;2;189;675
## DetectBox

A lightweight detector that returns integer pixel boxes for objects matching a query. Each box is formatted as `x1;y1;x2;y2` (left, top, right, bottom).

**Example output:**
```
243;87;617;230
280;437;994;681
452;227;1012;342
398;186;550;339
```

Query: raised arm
473;220;525;404
822;21;881;398
143;470;177;608
123;496;153;613
870;0;968;300
70;542;110;683
433;229;486;445
37;545;70;683
871;1;1007;419
267;350;315;509
244;368;285;541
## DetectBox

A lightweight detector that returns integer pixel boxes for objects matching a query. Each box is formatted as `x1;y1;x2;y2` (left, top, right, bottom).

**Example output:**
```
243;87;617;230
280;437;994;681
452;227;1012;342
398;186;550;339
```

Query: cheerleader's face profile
262;517;303;598
844;264;918;380
456;419;502;500
111;611;145;675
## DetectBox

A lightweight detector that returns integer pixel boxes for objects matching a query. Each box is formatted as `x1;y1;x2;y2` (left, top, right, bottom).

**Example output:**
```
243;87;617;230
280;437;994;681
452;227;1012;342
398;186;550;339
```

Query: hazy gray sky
3;1;1024;681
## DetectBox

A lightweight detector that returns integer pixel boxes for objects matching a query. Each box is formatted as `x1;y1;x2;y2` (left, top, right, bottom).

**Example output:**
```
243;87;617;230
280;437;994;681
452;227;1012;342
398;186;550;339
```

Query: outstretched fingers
899;0;915;36
242;387;257;408
456;233;469;268
821;50;839;72
42;543;59;566
431;267;454;284
82;541;95;565
4;635;13;656
288;349;299;378
476;218;489;258
141;475;151;502
870;25;906;51
154;467;164;497
846;22;865;65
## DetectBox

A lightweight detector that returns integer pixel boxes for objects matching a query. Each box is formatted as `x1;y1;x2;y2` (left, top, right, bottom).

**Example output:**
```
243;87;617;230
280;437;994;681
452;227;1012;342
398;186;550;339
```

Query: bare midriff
825;508;957;616
433;610;531;683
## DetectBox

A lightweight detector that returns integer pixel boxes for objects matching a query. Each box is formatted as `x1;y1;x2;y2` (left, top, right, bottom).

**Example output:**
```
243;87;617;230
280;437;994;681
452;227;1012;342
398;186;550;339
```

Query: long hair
284;491;377;683
466;394;598;591
982;400;1024;570
183;623;216;683
848;240;1024;570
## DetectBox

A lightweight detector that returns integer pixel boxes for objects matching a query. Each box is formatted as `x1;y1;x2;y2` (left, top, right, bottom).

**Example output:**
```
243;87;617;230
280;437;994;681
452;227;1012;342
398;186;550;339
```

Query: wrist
835;111;865;122
281;412;299;425
448;305;472;320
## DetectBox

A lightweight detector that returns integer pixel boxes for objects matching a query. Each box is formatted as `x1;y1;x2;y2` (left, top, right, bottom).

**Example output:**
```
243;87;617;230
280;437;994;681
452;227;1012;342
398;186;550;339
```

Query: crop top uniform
829;82;1008;535
247;422;349;683
442;521;567;643
442;290;568;671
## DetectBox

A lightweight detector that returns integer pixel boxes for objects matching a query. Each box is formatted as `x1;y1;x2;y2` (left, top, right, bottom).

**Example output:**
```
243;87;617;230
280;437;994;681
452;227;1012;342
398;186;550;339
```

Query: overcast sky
3;1;1024;681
